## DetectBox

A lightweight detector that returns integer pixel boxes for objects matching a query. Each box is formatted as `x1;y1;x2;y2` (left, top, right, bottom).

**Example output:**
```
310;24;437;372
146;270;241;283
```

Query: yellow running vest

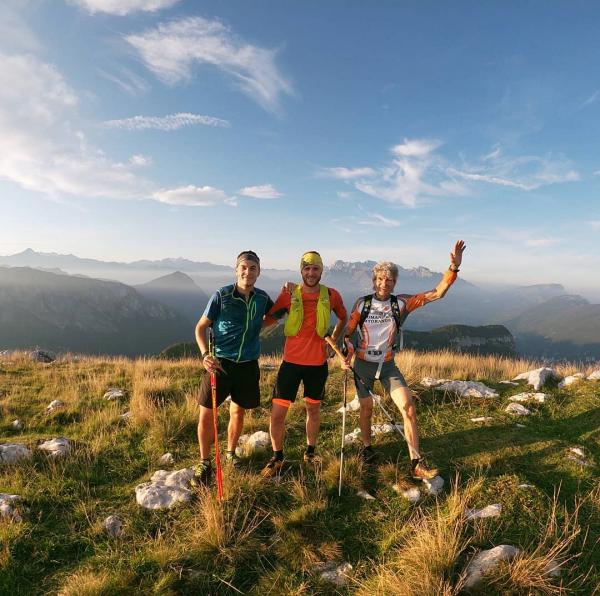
284;284;331;338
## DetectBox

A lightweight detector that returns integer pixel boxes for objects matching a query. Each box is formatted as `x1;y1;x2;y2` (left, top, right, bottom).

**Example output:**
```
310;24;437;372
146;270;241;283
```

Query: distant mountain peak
139;271;198;289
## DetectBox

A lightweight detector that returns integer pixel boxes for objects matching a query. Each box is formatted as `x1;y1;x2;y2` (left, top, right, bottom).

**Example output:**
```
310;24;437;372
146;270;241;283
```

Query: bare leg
359;395;374;447
390;387;420;460
227;401;245;452
270;402;290;451
198;405;215;460
305;401;321;446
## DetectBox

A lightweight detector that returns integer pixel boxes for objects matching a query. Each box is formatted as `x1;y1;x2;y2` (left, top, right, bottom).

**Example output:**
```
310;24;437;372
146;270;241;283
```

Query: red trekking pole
208;328;223;500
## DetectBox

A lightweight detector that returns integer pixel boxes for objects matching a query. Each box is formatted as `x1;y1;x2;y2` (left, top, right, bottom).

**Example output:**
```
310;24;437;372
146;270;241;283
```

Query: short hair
372;261;398;282
236;250;260;266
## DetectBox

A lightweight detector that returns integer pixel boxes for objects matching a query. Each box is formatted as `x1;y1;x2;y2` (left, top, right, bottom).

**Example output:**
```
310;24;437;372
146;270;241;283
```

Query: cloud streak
152;185;234;207
321;166;376;180
103;112;230;131
68;0;181;16
238;184;282;199
126;16;293;112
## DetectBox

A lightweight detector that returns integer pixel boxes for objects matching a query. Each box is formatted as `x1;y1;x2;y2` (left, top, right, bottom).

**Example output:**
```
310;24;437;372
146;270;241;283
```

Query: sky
1;1;599;298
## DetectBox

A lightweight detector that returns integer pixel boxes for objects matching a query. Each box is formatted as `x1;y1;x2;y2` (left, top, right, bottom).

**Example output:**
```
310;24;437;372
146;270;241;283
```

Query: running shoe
225;451;242;469
360;445;377;463
190;460;212;487
410;458;439;480
303;450;322;465
261;456;284;478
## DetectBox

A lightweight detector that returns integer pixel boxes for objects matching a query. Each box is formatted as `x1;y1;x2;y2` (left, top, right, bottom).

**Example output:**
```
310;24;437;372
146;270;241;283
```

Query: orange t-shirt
267;287;347;366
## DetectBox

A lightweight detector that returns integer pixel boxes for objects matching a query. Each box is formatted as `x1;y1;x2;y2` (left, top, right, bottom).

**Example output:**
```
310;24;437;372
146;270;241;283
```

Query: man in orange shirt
261;251;347;477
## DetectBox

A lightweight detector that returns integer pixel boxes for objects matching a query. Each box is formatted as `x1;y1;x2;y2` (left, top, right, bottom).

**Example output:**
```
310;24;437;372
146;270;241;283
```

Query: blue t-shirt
203;284;274;362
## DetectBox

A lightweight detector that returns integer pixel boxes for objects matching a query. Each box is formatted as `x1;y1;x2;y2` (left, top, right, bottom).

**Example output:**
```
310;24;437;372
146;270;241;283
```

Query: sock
306;444;315;455
226;450;235;458
274;450;284;461
411;458;420;470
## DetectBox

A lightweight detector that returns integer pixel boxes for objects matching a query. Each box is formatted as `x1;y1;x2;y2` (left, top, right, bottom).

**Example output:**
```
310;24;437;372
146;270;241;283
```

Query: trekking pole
324;336;420;459
338;368;348;496
208;328;224;501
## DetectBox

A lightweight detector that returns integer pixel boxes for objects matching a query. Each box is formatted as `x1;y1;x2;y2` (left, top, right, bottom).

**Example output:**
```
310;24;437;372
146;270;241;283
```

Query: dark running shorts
198;358;260;409
353;358;407;398
272;360;329;403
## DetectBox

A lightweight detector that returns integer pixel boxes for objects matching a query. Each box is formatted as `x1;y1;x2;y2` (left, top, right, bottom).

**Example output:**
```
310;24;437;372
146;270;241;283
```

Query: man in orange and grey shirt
261;250;347;477
344;240;465;480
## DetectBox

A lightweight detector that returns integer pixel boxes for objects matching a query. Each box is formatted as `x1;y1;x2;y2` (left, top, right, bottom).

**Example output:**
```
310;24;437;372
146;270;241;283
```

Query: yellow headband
300;251;323;270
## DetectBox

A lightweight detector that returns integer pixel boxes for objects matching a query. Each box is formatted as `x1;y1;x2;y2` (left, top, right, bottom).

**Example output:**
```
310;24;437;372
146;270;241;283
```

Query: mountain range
1;249;599;360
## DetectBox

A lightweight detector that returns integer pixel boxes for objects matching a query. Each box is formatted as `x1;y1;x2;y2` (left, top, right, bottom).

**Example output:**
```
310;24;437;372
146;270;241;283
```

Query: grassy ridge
1;351;598;594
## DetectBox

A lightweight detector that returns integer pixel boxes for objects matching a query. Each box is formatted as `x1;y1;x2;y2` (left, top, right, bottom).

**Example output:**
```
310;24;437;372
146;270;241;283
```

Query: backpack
358;294;404;351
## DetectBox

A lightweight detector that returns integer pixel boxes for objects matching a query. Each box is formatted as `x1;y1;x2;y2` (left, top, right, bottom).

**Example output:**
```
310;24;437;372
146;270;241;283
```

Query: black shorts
198;359;260;410
272;360;328;404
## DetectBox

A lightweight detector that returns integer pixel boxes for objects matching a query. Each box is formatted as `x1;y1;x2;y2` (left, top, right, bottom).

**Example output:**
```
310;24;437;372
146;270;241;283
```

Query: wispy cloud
578;89;600;111
326;138;580;208
97;66;150;96
320;166;376;180
103;112;230;131
152;185;234;207
588;220;600;231
357;212;401;227
68;0;180;16
129;154;151;167
126;16;293;112
525;237;562;248
238;184;282;199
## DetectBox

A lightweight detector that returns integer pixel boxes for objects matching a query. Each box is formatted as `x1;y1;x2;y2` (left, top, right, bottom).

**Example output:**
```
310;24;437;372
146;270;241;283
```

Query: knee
305;402;321;419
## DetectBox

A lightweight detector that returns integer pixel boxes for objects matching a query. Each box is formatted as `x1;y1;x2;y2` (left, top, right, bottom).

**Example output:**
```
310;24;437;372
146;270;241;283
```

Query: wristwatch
201;351;210;359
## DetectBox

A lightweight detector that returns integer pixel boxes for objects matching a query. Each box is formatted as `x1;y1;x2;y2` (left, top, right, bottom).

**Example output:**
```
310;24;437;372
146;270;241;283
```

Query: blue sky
1;1;599;297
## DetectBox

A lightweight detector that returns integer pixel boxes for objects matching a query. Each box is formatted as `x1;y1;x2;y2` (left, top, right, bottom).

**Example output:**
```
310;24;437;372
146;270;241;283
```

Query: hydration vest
284;284;331;338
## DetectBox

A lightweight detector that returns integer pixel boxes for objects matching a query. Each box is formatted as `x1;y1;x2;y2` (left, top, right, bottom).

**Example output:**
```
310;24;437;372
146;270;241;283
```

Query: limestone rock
318;561;353;586
0;493;25;522
421;377;452;387
29;350;55;363
518;483;534;489
423;475;445;496
463;545;520;589
505;403;531;416
11;419;23;430
356;489;375;500
499;380;518;385
158;452;175;466
337;395;361;413
513;367;559;390
435;380;498;398
587;369;600;381
372;423;404;436
508;392;547;403
544;558;562;578
466;503;502;520
103;514;123;537
558;374;585;388
135;468;194;510
120;411;132;420
0;443;32;465
235;430;271;456
45;399;64;413
470;416;493;423
344;428;362;445
103;388;125;400
38;437;71;457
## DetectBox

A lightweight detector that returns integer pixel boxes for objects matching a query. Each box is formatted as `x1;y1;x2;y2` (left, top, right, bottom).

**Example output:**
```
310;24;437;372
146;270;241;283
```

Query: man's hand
450;240;466;270
282;281;297;294
341;338;354;370
202;354;220;375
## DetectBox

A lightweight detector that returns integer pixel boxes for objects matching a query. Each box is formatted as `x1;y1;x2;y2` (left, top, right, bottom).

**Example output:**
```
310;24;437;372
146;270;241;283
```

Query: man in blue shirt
193;250;273;485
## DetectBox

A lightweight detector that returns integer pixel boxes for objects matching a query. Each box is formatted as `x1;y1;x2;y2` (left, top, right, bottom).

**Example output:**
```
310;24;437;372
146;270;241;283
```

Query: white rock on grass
508;392;547;404
356;489;376;500
235;430;271;456
318;561;353;586
393;483;421;503
421;377;452;387
336;395;361;413
29;350;55;363
518;483;534;489
567;455;590;467
0;443;32;465
45;399;64;413
423;476;445;496
505;403;531;416
466;503;502;520
158;452;175;466
0;493;25;522
102;514;123;537
544;558;562;578
558;374;586;388
38;437;71;457
587;369;600;381
463;545;520;589
435;381;498;398
569;446;586;458
499;380;518;385
344;423;403;445
103;388;125;400
470;417;493;423
11;419;23;430
344;428;362;445
513;367;559;390
120;411;132;420
135;468;194;510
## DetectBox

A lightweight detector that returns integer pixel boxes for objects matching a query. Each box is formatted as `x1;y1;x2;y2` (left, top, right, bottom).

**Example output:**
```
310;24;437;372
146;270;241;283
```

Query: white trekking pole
338;369;348;496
